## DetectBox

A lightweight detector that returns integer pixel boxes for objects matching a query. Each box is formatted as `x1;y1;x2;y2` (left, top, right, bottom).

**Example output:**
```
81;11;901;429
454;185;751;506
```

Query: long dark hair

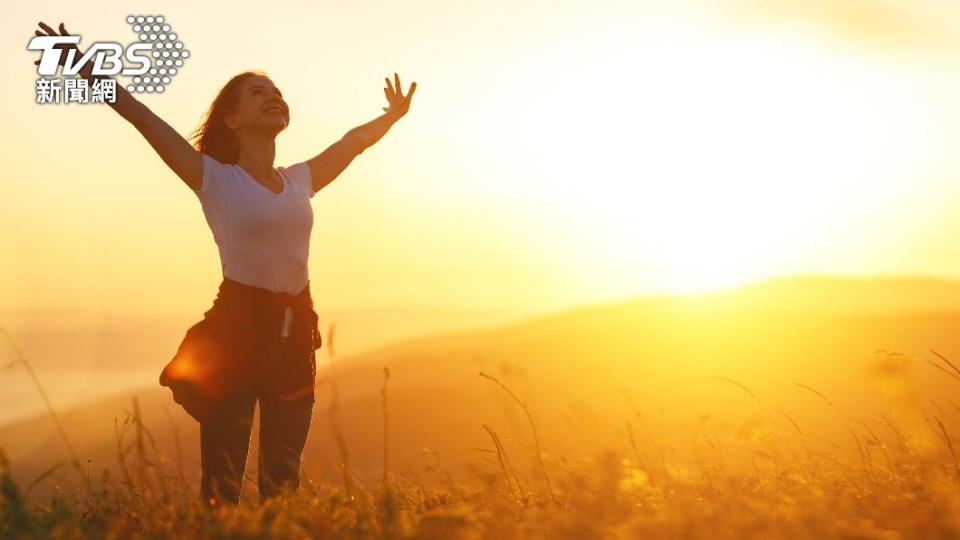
187;70;268;164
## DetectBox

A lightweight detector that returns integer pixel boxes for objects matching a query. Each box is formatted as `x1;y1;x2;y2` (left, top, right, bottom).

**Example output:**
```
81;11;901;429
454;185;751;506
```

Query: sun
480;16;953;299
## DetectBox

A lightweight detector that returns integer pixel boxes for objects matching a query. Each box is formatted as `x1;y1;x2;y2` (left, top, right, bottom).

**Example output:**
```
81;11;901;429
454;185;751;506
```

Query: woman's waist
203;276;321;348
217;251;309;289
209;276;314;316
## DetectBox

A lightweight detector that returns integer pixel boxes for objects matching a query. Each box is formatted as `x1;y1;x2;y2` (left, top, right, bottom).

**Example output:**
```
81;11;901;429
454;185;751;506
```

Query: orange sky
6;0;960;329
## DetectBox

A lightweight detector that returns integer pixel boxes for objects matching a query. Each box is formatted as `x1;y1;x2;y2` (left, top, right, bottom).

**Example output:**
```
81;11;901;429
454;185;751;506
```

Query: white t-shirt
194;153;316;295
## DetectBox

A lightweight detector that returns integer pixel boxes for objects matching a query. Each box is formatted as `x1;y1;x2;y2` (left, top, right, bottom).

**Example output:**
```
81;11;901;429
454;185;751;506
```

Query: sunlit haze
5;0;960;423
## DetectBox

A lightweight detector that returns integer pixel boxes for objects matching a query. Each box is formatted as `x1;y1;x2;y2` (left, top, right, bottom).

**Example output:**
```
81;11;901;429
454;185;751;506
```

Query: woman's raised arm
34;22;203;192
304;73;416;194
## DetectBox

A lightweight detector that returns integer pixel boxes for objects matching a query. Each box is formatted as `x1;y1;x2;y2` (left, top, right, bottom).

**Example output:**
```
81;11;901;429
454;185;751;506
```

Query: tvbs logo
30;37;153;77
29;15;189;104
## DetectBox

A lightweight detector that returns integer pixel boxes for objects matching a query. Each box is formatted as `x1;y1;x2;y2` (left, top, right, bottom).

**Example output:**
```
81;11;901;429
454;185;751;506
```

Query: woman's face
224;75;290;135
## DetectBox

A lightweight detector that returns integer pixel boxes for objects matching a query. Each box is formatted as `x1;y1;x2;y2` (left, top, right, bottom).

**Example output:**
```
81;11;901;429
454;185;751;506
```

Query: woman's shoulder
279;161;316;199
196;153;236;197
200;152;234;171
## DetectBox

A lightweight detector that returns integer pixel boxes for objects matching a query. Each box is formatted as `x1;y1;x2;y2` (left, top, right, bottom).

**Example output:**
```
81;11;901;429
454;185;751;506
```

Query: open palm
33;21;79;67
382;72;417;120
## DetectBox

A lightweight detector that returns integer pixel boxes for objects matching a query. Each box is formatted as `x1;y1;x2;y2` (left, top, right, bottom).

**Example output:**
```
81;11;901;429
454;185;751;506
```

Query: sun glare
477;13;956;298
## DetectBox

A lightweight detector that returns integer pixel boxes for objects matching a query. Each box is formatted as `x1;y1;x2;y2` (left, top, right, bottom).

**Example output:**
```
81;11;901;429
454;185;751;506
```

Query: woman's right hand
33;21;80;68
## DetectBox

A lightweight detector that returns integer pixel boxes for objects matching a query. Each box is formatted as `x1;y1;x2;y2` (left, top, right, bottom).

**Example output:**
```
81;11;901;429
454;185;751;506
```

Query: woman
33;22;417;506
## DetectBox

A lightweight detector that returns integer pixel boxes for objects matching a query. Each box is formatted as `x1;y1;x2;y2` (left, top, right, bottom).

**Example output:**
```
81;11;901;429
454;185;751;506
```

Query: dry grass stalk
0;326;84;482
479;371;554;503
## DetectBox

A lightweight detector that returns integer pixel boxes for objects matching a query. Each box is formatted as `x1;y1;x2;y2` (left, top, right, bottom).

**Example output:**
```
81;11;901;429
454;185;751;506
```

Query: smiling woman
29;19;418;508
186;70;289;177
171;68;415;506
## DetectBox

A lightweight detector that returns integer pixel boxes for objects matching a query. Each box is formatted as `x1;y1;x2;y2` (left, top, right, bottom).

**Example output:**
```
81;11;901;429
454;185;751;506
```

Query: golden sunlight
10;1;960;538
470;9;960;295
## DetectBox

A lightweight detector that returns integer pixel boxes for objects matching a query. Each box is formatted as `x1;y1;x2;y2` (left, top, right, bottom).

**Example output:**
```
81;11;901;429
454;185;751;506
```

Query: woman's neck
236;131;277;179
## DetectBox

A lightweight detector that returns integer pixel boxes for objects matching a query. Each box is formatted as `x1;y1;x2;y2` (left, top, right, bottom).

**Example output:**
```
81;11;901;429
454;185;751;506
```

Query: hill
3;274;959;501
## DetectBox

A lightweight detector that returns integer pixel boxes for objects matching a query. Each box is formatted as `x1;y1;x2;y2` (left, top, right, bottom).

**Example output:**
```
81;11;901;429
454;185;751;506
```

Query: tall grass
479;371;555;504
0;326;83;482
323;322;354;501
3;341;960;538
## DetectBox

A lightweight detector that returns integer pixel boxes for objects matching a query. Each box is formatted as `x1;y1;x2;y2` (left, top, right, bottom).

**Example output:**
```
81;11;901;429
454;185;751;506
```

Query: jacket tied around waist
159;277;323;422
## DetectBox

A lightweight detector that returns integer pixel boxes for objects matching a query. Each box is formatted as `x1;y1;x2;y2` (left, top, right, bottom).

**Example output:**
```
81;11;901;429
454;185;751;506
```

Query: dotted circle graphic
124;15;188;94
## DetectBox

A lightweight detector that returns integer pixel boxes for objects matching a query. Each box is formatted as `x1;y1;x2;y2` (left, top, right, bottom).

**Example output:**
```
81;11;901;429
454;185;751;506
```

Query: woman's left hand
382;72;417;120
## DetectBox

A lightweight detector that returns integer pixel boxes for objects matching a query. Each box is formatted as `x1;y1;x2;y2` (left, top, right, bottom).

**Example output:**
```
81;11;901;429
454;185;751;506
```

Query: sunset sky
5;0;960;326
9;6;960;530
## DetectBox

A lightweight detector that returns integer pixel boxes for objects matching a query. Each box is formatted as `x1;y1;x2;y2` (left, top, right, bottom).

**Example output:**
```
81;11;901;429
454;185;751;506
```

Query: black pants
198;308;317;506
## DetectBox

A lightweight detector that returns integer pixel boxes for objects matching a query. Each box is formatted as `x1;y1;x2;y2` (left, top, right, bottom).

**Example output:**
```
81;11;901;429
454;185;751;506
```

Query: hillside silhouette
3;274;959;501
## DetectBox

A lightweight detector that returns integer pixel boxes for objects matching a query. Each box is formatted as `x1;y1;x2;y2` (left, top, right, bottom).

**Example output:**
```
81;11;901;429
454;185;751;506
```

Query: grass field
3;367;960;540
5;279;960;539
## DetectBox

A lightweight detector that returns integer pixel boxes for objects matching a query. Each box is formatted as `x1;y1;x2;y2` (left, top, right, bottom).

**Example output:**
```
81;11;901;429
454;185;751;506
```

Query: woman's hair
187;69;269;164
